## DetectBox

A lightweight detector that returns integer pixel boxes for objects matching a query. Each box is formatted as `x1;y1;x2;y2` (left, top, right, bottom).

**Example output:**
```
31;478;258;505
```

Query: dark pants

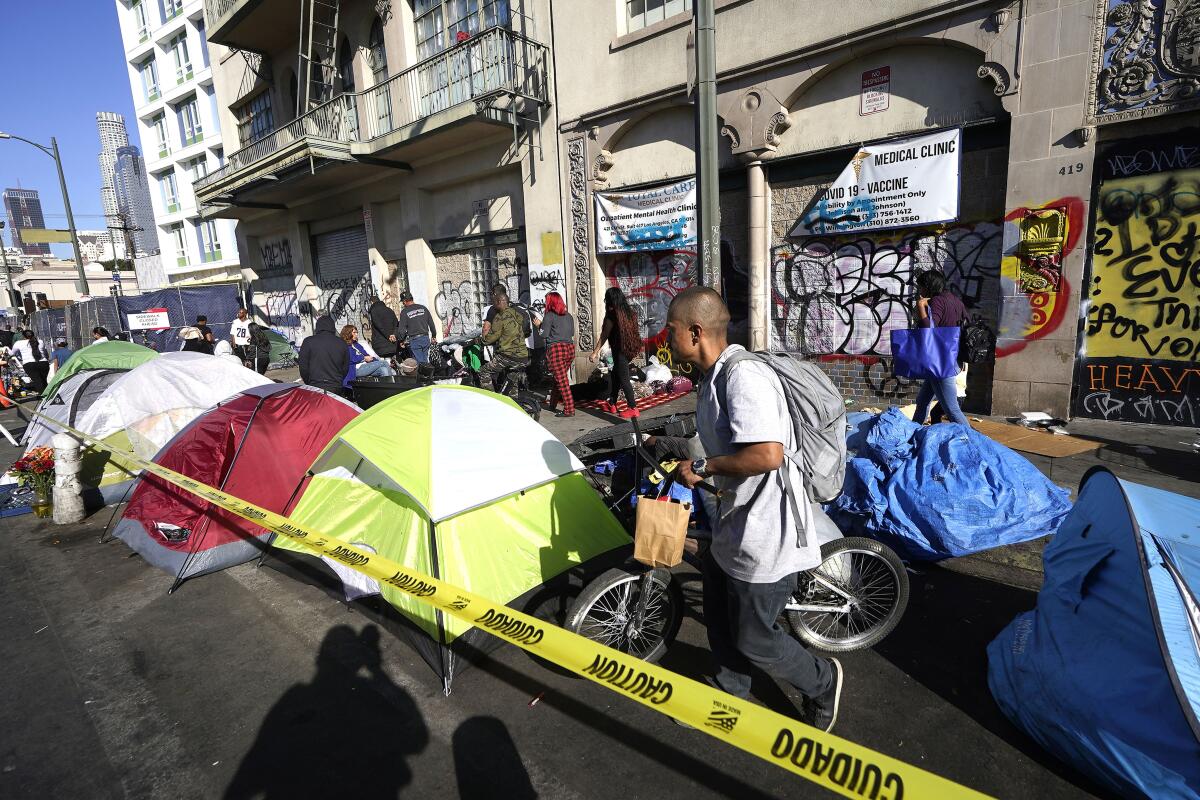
24;361;49;393
480;352;530;397
702;549;832;701
608;352;636;408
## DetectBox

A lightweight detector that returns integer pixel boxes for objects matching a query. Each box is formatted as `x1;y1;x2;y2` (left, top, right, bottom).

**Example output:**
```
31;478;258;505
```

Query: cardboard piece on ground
970;418;1103;458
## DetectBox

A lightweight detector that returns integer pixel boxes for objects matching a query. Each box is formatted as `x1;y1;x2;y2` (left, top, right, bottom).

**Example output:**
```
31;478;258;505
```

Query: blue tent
988;468;1200;799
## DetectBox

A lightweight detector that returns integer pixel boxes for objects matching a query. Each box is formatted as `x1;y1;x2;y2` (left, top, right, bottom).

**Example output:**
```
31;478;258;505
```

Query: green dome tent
42;340;157;399
272;385;629;690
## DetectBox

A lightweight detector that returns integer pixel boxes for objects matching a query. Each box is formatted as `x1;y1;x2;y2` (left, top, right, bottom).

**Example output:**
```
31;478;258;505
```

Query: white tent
22;369;126;451
72;352;272;504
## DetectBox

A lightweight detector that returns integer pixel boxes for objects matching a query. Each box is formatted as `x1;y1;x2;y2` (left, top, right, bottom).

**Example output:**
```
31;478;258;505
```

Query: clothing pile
830;407;1072;560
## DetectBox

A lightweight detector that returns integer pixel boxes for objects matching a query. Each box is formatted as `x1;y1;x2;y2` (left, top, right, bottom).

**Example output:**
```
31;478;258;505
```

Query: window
368;17;392;135
161;0;183;20
469;246;499;325
169;33;192;83
132;0;149;41
169;223;187;267
337;36;359;139
177;96;203;145
196;220;221;262
415;0;510;60
139;57;160;102
414;0;514;117
196;19;210;68
236;91;274;146
160;171;179;212
626;0;691;33
185;156;209;182
152;113;170;157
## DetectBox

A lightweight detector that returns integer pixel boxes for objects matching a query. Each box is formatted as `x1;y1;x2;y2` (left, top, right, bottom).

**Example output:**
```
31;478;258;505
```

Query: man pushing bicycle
669;287;844;733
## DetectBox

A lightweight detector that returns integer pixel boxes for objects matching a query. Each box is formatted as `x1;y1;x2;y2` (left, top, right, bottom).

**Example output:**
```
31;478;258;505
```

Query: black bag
959;315;995;364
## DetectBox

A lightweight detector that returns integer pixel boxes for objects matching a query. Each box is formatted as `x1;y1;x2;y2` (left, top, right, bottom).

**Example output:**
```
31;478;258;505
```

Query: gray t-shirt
696;345;821;583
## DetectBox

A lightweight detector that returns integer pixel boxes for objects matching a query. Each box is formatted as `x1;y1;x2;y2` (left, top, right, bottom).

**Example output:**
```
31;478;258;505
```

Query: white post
52;432;86;524
747;160;768;351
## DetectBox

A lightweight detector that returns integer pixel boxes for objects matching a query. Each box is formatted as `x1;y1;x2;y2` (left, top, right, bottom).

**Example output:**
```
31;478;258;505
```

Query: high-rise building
112;0;239;283
113;146;160;257
3;188;52;256
96;111;130;228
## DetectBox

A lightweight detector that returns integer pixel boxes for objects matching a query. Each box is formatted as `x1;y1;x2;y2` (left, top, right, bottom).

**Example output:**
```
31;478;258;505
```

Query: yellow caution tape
41;413;992;799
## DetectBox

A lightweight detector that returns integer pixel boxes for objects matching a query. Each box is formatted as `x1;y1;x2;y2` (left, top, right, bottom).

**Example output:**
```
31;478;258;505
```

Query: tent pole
99;479;139;544
258;470;313;569
170;397;266;594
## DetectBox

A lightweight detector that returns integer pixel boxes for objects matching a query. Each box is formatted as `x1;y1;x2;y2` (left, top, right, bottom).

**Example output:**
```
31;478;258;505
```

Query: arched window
367;17;391;133
337;36;355;93
337;36;358;138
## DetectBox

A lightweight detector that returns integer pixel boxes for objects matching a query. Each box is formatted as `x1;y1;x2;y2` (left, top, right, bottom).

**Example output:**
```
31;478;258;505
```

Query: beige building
196;0;560;349
197;0;1200;423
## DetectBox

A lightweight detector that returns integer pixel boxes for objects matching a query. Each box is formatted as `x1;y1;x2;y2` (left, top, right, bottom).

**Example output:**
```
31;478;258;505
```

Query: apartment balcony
203;0;298;53
195;28;548;217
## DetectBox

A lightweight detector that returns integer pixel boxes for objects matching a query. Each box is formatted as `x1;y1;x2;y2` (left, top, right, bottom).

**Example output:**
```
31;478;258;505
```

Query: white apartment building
113;0;241;284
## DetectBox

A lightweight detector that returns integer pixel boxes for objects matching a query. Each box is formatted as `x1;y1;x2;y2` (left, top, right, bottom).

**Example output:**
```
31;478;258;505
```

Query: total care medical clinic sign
789;128;962;237
595;178;697;253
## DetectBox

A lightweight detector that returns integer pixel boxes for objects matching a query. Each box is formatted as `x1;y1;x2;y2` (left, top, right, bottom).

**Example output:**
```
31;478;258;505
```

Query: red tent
113;383;359;587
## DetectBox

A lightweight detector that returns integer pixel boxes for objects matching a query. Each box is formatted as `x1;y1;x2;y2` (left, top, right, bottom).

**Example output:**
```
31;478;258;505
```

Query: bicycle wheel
785;536;909;652
565;567;682;663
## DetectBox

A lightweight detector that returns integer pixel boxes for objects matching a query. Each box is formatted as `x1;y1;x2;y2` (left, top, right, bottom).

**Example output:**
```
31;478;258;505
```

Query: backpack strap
712;350;809;549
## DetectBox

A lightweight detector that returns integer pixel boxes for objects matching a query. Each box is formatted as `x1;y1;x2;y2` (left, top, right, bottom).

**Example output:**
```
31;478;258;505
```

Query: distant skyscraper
97;111;131;229
3;188;52;256
112;146;160;256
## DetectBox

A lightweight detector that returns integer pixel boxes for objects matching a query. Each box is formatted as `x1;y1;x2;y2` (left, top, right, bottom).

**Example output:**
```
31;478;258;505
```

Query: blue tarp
829;408;1072;561
988;468;1200;799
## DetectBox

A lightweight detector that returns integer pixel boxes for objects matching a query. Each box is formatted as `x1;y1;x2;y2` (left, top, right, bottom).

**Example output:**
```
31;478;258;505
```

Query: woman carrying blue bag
909;269;970;427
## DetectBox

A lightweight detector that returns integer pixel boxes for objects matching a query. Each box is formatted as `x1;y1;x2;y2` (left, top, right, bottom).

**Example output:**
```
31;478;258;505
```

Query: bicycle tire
565;566;682;664
785;536;909;653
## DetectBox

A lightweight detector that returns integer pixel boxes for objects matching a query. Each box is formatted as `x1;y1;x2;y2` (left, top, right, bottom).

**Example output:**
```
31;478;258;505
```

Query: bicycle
564;416;909;663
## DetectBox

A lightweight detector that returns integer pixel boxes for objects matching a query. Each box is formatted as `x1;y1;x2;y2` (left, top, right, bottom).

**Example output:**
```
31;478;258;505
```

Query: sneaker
809;658;843;733
619;407;640;419
554;410;575;418
597;401;616;414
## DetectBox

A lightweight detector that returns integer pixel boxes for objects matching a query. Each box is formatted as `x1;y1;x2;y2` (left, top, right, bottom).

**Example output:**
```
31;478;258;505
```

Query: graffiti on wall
995;198;1086;357
528;265;566;316
1075;130;1200;425
434;272;527;337
258;290;304;347
316;275;373;335
1090;0;1200;122
602;249;697;348
770;222;1003;356
259;236;294;276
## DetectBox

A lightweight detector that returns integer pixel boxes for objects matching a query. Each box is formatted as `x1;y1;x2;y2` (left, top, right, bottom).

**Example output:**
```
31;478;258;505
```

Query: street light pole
694;0;721;291
0;228;17;319
50;137;90;298
0;131;91;299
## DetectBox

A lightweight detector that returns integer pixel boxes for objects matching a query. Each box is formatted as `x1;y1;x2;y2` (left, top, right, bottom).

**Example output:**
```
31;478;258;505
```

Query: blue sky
0;2;139;257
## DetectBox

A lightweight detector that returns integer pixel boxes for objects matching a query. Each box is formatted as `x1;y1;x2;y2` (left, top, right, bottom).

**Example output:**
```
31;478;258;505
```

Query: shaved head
668;286;730;331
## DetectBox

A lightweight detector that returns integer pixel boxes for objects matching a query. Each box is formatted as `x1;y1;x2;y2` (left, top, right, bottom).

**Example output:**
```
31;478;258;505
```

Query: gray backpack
716;350;847;504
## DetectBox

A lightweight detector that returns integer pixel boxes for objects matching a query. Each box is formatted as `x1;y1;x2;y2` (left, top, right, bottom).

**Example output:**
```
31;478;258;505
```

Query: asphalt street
4;393;1193;799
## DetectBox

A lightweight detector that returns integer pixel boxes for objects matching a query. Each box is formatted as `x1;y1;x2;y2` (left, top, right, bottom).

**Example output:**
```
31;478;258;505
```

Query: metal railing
203;0;244;28
195;27;547;194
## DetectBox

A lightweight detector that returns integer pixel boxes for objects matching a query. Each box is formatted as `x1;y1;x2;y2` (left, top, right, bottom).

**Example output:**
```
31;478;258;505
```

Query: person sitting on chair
478;289;529;397
341;324;396;388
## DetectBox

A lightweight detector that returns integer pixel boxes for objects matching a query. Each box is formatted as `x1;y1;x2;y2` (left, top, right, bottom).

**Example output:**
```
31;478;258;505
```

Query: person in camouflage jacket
479;289;530;396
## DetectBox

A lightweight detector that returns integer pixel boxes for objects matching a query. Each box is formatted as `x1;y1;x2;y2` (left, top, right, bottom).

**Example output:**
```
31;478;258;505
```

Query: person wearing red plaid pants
534;292;576;417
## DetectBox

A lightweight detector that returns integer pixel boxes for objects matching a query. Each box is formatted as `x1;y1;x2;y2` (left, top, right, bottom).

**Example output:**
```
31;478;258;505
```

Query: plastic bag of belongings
828;407;1072;560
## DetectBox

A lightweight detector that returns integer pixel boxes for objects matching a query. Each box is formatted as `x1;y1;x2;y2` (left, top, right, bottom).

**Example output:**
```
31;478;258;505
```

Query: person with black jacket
299;316;350;394
367;295;400;359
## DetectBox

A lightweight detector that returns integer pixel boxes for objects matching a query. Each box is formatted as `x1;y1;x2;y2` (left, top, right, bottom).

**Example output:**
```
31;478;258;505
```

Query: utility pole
0;224;18;318
694;0;721;291
50;137;89;298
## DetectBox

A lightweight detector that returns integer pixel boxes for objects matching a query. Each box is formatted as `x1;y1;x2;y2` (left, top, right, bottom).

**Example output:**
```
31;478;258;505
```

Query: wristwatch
691;457;710;479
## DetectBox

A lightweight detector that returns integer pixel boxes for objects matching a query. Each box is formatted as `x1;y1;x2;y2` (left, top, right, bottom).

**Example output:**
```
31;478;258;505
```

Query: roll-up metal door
311;226;371;332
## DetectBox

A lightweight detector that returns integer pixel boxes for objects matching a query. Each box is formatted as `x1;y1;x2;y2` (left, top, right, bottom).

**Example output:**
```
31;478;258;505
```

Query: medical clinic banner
789;128;961;236
595;178;697;253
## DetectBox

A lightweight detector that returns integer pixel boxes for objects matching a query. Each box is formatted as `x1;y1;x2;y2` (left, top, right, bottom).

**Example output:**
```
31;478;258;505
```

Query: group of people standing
180;308;271;375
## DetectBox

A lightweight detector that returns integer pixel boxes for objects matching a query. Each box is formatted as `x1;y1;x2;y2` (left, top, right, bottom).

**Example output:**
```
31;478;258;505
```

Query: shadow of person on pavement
453;716;536;800
223;623;428;800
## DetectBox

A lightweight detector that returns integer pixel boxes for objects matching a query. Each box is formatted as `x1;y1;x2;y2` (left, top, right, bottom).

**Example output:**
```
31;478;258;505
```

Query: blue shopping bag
890;327;961;379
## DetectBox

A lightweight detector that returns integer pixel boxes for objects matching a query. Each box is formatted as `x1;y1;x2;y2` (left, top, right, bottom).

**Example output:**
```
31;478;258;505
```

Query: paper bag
634;496;690;568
